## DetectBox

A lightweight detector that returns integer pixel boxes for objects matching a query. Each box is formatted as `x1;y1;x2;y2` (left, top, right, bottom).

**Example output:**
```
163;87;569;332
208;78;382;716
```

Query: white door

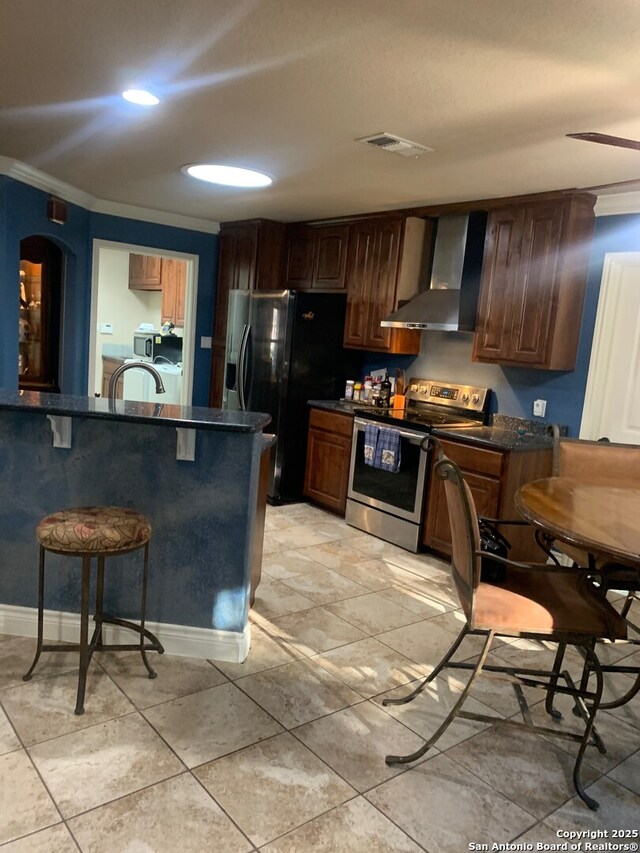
581;252;640;443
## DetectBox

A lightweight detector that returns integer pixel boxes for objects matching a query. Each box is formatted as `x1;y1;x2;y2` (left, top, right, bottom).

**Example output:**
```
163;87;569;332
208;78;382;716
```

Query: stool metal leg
94;555;105;650
139;541;158;679
23;547;46;682
75;556;92;715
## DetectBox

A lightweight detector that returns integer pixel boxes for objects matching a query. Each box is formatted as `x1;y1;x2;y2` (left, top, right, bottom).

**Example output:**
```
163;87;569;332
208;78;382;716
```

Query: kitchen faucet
108;361;166;401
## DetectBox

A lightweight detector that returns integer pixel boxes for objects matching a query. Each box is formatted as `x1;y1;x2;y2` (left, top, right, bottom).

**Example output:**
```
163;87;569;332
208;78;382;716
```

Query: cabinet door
343;221;376;348
313;225;349;289
365;219;402;350
472;207;525;362
423;466;501;555
303;425;352;515
129;254;163;290
284;226;315;288
507;202;564;365
161;259;187;326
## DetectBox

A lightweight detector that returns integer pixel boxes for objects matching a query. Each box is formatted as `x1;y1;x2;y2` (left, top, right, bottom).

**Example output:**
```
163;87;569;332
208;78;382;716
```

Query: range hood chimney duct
381;211;487;331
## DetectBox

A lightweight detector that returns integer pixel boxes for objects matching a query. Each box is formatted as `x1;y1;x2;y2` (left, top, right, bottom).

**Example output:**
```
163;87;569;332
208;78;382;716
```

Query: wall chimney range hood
381;211;487;332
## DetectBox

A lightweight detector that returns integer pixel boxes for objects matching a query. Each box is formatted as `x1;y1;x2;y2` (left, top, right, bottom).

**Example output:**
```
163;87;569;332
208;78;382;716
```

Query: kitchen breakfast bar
0;391;272;662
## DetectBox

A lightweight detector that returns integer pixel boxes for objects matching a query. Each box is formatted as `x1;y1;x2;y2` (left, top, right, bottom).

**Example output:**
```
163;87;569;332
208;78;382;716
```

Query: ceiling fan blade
566;132;640;151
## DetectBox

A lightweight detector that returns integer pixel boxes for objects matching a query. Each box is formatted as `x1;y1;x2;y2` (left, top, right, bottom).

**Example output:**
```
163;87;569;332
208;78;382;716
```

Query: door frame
88;239;199;405
579;251;640;438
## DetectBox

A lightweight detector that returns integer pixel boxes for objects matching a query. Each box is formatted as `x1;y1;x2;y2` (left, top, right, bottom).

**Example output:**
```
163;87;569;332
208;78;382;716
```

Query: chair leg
544;642;566;720
92;555;105;650
572;643;604;811
383;624;470;708
385;630;495;767
620;592;636;620
23;547;46;682
75;556;92;716
139;542;159;679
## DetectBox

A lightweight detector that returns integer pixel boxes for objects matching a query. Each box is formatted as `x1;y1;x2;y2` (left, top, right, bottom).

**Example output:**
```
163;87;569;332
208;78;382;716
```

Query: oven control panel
406;379;489;413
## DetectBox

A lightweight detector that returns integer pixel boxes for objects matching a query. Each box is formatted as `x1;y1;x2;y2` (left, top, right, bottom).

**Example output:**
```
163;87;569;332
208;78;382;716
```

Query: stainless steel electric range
346;378;491;551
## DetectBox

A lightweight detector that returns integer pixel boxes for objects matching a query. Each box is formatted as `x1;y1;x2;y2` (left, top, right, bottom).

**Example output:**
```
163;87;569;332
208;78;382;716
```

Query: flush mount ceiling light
182;164;273;188
121;89;160;106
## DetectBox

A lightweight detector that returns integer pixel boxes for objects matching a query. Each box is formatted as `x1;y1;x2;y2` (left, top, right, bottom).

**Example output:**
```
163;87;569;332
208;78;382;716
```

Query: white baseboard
0;604;250;663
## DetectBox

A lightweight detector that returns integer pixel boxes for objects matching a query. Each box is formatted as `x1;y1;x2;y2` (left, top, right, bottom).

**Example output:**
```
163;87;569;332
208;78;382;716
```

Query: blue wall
366;213;640;435
0;177;218;405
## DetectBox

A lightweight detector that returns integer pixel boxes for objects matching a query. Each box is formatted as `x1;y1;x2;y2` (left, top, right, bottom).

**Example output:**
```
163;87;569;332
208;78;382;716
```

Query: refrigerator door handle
238;323;250;411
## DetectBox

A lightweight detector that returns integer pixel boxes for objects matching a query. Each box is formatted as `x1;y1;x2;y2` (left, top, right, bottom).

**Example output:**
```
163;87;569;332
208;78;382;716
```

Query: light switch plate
99;322;114;334
200;336;212;349
533;399;547;417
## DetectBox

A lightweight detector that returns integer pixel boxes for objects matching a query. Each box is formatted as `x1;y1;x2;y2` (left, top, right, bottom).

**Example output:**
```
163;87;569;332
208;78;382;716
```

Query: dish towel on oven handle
364;424;379;466
374;427;402;473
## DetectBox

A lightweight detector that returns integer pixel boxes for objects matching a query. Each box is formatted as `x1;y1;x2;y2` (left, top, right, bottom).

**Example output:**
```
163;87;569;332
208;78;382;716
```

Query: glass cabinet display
19;236;62;392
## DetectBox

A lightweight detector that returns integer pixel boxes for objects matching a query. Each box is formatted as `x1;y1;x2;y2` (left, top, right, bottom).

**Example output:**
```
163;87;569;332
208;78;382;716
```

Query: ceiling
2;0;640;224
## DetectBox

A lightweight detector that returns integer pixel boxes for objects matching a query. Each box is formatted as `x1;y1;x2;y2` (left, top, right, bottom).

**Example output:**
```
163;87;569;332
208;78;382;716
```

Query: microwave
133;332;183;364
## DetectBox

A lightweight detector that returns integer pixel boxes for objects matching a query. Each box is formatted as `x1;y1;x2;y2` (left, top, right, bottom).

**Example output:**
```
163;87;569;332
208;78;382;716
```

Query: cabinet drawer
435;438;504;478
309;407;353;438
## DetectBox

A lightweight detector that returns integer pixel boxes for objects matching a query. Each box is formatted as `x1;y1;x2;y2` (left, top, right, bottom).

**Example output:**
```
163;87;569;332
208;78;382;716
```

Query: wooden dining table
515;476;640;571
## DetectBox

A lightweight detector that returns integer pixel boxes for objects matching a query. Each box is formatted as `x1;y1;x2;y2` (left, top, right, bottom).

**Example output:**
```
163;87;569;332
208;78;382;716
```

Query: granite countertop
432;424;554;451
0;390;271;433
308;399;360;415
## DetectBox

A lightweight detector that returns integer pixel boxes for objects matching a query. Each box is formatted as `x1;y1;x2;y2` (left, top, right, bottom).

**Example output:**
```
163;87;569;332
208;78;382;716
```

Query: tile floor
1;501;639;852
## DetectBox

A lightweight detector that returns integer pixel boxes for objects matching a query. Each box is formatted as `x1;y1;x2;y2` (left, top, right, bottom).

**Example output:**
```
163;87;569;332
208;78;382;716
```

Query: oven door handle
354;418;430;443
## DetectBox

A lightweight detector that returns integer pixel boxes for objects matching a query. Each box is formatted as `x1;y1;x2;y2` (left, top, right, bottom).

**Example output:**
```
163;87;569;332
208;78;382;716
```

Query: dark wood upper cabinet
343;216;429;355
284;224;350;289
209;219;286;406
473;194;595;370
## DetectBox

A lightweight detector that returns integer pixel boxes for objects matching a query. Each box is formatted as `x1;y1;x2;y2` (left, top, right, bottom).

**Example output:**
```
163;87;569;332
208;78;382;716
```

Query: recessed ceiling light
122;89;159;106
183;164;273;188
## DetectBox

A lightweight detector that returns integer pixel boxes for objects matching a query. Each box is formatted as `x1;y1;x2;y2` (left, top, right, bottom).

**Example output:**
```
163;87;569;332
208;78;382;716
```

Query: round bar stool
23;506;164;715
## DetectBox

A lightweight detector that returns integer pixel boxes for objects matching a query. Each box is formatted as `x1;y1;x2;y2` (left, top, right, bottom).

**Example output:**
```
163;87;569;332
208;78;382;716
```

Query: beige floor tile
261;548;325;579
446;723;600;819
236;658;362;728
543;775;640;831
281;568;369;605
327;592;422;635
314;637;428;698
0;637;79;691
264;512;307;532
0;750;60;845
312;519;365;540
270;526;339;549
377;614;478;670
366;753;535;852
251;577;316;620
608;748;640;795
143;681;282;767
98;649;227;709
261;796;423;853
378;583;458;618
1;665;134;746
329;557;410;591
214;623;304;679
347;535;408;560
1;823;77;852
383;550;451;580
68;772;251;853
195;732;355;847
297;540;370;574
269;606;368;656
29;713;183;818
260;533;282;555
374;674;501;750
390;570;461;609
0;705;21;755
295;700;430;791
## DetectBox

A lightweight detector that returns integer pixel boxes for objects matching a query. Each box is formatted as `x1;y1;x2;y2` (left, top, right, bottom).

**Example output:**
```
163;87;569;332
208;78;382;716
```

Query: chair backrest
435;456;482;624
552;428;640;485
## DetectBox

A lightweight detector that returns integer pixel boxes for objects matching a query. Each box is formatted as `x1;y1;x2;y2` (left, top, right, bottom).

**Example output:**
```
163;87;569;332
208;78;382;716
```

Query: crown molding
0;156;220;234
595;191;640;217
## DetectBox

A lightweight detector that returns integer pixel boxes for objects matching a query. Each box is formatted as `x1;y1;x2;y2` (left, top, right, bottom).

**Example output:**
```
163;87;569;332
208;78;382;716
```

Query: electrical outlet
99;322;113;335
533;399;547;417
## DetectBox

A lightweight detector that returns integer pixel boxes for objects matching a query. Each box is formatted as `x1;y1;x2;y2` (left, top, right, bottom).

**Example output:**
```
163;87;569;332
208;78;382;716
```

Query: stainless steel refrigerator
223;289;359;503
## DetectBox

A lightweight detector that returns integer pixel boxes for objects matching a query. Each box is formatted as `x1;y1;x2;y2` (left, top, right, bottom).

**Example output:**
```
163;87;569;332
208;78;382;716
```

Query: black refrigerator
223;289;359;503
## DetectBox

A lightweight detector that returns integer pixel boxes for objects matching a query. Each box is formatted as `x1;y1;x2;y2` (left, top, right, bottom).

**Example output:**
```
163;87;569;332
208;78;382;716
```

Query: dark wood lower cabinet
423;437;552;562
304;408;353;516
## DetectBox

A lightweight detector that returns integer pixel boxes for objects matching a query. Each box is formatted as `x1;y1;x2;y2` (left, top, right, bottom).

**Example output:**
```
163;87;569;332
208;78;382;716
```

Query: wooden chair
383;456;627;811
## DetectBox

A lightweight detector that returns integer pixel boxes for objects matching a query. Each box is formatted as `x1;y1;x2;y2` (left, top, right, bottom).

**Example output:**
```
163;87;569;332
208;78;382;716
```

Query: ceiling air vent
356;132;433;158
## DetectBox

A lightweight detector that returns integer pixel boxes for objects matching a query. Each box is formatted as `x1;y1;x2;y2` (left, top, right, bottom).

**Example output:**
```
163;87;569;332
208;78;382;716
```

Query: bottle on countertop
344;380;355;400
379;372;392;409
363;377;373;403
353;382;363;402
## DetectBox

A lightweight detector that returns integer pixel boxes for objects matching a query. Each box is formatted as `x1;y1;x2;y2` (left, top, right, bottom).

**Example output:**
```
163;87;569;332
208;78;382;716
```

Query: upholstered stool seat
24;506;163;715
